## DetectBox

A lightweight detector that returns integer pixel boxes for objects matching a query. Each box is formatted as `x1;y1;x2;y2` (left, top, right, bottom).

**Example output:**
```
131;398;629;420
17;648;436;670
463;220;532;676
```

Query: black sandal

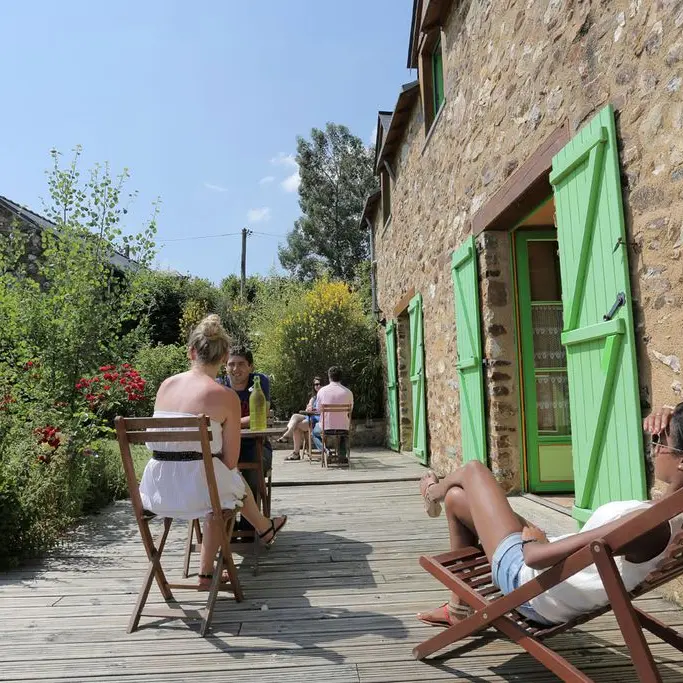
285;452;301;461
258;515;288;548
197;570;230;589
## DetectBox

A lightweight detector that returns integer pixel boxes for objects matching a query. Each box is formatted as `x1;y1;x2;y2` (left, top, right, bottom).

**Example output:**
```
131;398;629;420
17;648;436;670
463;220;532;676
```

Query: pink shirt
316;382;354;430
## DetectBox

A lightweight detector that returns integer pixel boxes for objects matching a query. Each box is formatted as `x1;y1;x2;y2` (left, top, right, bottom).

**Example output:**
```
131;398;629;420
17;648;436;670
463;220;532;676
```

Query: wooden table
234;427;282;573
239;426;281;518
301;411;319;462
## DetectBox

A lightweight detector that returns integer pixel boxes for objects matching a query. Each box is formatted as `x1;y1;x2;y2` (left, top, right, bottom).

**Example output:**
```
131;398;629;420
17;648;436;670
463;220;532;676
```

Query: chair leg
592;541;662;682
222;513;244;601
264;471;272;518
636;607;683;652
200;551;224;636
182;520;193;579
128;518;174;633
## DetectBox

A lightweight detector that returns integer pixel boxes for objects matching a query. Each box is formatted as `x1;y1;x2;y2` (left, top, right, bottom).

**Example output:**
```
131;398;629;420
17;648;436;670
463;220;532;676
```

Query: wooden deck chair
115;414;243;637
413;487;683;682
319;403;352;468
182;437;272;577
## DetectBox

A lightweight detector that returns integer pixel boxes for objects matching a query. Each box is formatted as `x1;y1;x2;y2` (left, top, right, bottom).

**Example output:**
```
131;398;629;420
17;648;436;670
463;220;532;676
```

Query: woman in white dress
139;314;287;588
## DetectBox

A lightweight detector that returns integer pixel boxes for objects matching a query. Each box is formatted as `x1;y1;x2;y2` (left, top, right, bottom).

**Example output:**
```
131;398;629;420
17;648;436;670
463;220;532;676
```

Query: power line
251;230;285;238
158;231;242;243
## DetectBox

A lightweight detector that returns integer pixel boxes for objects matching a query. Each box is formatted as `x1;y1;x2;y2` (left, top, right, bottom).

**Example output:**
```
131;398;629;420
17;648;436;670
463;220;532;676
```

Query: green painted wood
561;318;625;346
408;294;428;464
385;321;400;451
551;104;646;524
432;39;444;114
514;230;573;494
451;237;486;464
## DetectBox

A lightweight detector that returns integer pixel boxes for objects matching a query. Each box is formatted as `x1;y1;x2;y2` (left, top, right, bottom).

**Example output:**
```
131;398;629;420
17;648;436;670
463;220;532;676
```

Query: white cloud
369;125;378;146
270;152;298;169
247;207;271;223
259;175;275;185
204;182;229;193
281;170;301;193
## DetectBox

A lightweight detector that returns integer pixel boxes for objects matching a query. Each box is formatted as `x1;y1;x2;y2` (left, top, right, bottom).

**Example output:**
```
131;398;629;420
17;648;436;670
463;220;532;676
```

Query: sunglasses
313;383;321;387
650;431;683;455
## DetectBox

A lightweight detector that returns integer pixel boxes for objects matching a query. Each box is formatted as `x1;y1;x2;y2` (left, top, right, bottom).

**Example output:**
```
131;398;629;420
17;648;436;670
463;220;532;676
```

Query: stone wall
374;0;683;481
0;206;42;279
396;313;414;451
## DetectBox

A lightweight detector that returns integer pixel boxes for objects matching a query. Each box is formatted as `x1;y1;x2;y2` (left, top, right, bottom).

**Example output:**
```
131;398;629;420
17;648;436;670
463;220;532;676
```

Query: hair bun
200;314;223;340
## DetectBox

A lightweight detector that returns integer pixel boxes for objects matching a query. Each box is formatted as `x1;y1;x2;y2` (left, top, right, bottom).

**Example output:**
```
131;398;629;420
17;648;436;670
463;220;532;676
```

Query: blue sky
0;1;414;282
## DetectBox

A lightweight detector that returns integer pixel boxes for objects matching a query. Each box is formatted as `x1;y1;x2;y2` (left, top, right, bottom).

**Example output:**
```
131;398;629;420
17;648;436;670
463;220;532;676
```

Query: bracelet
521;539;538;547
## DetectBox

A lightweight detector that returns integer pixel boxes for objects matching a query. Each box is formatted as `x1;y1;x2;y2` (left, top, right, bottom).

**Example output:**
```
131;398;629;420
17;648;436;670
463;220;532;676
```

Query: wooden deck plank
1;463;683;682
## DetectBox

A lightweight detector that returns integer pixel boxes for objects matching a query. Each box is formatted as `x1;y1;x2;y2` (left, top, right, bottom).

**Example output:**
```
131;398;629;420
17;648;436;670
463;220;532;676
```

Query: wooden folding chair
319;403;352;468
413;487;683;681
182;434;272;577
115;414;243;636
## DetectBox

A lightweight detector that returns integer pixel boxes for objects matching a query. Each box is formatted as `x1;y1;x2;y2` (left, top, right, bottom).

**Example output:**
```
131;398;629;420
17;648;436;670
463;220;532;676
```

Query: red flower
103;384;111;391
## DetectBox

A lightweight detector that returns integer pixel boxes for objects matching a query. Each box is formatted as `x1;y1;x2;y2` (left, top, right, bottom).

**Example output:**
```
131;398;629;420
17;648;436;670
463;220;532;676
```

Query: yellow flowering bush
254;279;382;419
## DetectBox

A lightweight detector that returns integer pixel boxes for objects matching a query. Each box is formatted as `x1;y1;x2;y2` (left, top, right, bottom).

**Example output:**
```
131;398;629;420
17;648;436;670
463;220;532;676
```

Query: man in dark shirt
218;345;273;532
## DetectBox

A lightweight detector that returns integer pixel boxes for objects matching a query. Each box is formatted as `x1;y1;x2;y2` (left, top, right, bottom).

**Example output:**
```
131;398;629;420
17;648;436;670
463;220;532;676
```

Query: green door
550;104;645;524
408;293;428;464
514;229;573;492
385;320;400;451
451;237;486;464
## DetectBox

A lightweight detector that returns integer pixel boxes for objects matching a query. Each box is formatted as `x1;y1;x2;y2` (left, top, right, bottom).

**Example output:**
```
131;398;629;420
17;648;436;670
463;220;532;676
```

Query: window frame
419;28;446;135
381;168;392;227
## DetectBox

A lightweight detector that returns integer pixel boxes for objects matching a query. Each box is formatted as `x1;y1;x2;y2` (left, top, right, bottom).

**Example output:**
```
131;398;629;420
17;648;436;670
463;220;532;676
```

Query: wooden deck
272;447;427;485
2;453;683;682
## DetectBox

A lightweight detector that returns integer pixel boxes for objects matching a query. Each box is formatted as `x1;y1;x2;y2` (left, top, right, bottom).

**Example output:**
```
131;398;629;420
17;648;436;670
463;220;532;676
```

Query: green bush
254;279;383;420
0;426;127;569
134;344;189;411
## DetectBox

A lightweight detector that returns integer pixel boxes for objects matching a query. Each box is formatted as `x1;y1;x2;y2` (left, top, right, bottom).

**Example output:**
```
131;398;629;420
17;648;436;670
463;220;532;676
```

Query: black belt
152;450;216;462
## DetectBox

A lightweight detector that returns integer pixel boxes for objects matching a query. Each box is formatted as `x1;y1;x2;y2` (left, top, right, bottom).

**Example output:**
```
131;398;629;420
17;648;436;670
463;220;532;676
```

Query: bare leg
417;461;523;625
279;414;307;441
292;420;310;454
199;483;286;583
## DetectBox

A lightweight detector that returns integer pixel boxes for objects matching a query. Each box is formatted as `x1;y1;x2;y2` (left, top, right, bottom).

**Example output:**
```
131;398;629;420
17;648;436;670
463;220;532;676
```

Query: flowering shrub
75;364;147;422
255;279;382;419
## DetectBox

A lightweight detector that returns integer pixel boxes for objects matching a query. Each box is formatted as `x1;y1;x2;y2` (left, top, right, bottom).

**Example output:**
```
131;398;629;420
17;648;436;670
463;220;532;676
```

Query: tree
279;123;378;281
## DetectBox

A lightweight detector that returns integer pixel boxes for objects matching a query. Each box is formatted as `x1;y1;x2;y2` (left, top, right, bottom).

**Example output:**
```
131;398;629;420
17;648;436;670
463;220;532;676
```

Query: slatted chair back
319;403;352;468
414;486;683;681
319;403;352;432
115;414;242;636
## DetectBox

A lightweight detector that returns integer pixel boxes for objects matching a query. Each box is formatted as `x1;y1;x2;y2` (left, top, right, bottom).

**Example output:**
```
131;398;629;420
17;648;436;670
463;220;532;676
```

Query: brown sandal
417;602;473;627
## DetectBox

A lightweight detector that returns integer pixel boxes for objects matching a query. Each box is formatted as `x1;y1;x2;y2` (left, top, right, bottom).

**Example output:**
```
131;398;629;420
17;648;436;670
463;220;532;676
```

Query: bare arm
221;390;242;470
523;511;671;570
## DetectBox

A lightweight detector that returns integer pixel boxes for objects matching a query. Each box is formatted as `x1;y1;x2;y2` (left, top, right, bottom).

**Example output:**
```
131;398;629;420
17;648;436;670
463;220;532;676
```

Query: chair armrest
602;488;683;554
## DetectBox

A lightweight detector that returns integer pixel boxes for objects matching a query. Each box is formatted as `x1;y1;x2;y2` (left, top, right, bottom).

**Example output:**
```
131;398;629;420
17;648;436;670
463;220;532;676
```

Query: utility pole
240;227;252;300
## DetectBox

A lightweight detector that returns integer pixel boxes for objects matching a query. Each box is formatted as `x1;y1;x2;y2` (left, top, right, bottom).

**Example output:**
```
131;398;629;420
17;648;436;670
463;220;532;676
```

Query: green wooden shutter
550;104;646;524
408;293;428;464
451;237;487;464
385;320;400;451
432;39;444;113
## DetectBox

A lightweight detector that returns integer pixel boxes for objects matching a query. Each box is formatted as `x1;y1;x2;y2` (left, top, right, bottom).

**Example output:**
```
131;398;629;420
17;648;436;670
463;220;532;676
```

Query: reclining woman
139;314;287;589
277;376;322;461
417;403;683;627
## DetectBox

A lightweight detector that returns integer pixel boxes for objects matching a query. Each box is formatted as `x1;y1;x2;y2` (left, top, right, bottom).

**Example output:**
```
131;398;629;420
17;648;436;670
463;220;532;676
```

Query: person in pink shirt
312;366;353;462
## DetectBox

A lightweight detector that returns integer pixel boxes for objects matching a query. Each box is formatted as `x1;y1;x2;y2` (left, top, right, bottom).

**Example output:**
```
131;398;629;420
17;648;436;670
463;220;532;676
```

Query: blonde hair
187;314;231;365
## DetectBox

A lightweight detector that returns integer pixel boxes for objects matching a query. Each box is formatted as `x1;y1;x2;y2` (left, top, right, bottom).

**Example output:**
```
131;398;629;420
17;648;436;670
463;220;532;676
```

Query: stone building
0;195;137;276
364;0;683;523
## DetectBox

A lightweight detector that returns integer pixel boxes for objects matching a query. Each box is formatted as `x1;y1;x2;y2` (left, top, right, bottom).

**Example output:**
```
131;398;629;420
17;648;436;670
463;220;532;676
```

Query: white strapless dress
138;411;246;519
